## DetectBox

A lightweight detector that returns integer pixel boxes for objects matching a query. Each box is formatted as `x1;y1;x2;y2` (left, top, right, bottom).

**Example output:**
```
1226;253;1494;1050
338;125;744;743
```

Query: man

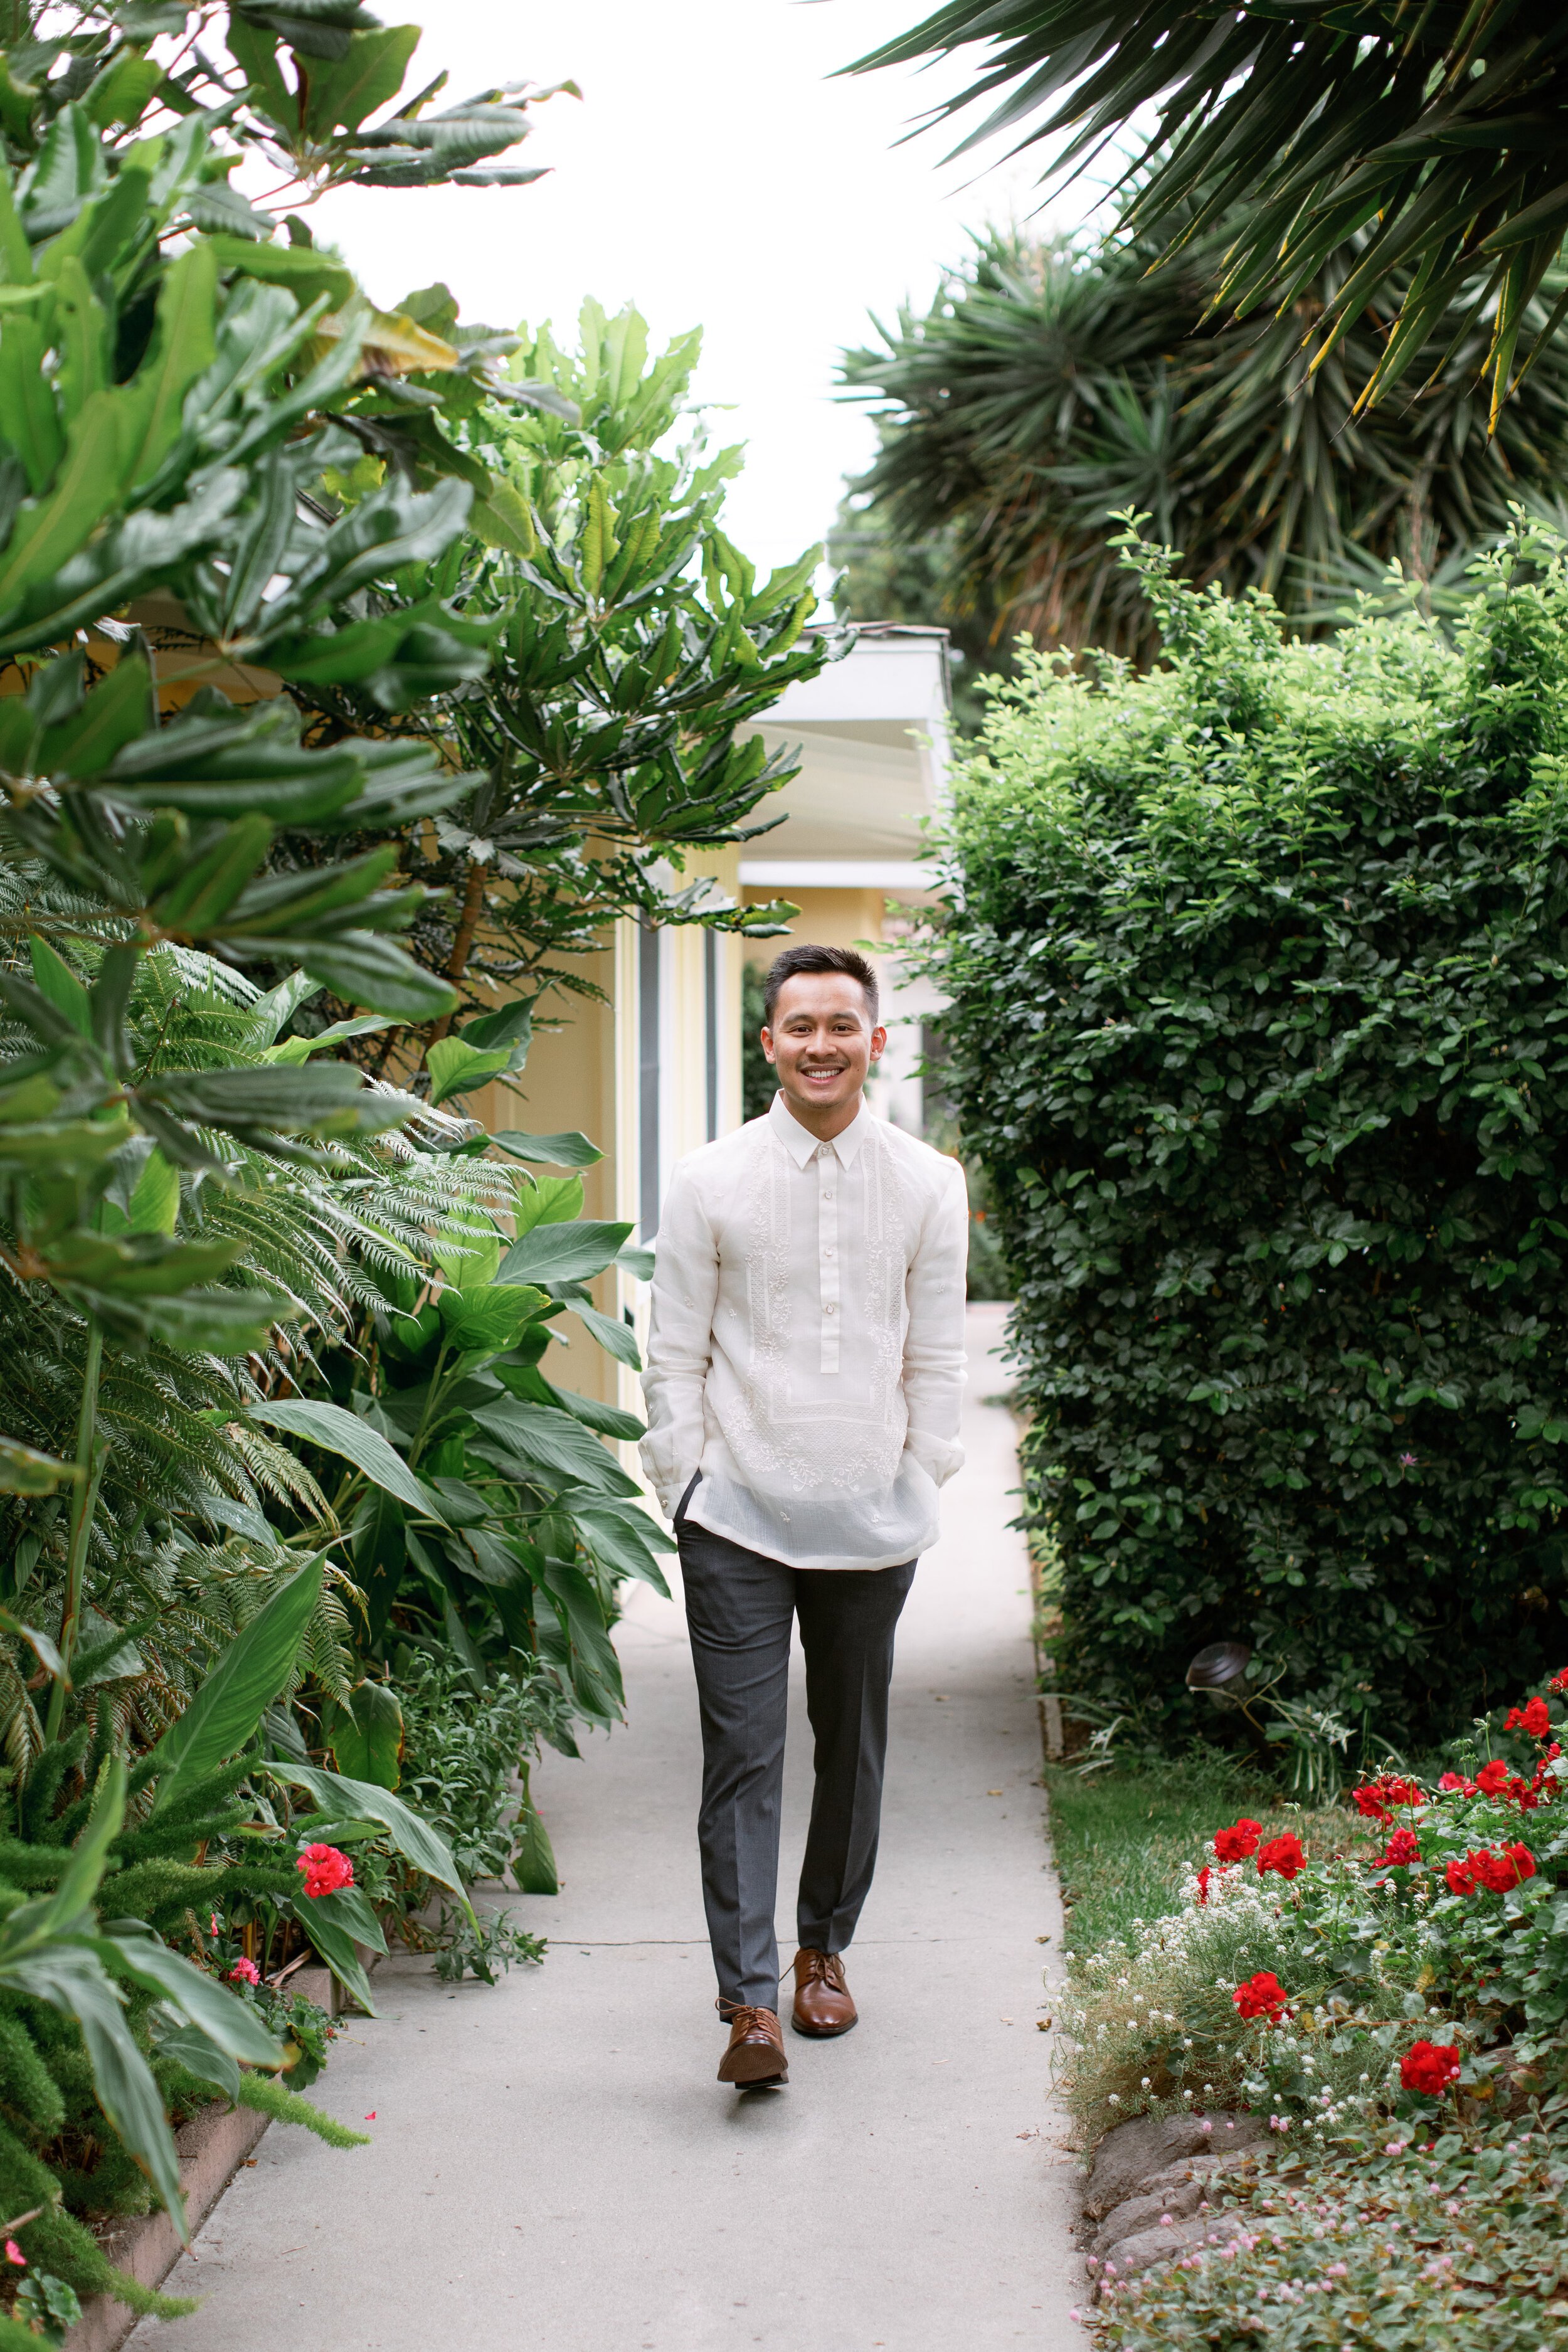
641;941;969;2086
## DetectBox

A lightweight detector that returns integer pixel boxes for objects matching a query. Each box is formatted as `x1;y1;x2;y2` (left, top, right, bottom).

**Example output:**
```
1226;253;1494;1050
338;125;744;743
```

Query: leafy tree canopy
840;226;1568;666
851;0;1568;419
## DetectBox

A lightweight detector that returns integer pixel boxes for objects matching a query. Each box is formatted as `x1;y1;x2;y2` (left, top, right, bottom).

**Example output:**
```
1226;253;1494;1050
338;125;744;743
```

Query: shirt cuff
904;1429;965;1488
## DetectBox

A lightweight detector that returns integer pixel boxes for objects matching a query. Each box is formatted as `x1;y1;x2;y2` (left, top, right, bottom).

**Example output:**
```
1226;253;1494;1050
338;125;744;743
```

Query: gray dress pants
676;1481;916;2012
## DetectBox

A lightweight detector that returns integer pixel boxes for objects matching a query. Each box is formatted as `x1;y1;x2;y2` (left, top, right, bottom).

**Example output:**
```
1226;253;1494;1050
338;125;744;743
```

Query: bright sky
307;0;1088;581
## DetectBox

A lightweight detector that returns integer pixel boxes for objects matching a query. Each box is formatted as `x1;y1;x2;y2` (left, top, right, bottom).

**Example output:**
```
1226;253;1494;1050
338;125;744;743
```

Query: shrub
930;514;1568;1740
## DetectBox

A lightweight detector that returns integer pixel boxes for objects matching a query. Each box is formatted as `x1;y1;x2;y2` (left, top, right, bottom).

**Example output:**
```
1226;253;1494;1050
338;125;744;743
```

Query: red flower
1195;1865;1212;1907
1353;1774;1423;1821
1505;1697;1552;1739
1382;1828;1421;1868
1400;2040;1461;2097
3;2240;22;2269
1256;1831;1306;1882
1438;1772;1471;1793
1233;1971;1290;2022
1550;1668;1568;1695
228;1957;261;1986
296;1843;354;1900
1214;1818;1263;1863
1465;1842;1536;1894
1474;1760;1510;1798
1445;1856;1478;1895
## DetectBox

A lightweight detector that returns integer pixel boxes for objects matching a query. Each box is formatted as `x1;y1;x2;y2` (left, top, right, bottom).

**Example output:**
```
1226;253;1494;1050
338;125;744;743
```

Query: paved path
130;1303;1084;2352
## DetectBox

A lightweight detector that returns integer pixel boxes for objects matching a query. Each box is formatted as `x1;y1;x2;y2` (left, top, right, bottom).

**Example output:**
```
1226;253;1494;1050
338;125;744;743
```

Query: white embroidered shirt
640;1093;970;1570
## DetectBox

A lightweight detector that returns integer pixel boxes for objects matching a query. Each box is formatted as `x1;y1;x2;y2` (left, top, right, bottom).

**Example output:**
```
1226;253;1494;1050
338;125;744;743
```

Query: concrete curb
63;2102;270;2352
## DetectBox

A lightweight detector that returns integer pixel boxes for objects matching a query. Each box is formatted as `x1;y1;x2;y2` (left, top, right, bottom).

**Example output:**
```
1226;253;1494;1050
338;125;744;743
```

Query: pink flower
296;1843;354;1900
4;2240;23;2267
228;1957;260;1986
209;1913;220;1938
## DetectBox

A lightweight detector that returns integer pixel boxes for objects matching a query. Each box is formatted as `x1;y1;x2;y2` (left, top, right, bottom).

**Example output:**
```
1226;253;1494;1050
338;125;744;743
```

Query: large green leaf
98;1936;286;2069
152;2018;240;2102
0;1942;186;2233
497;1221;632;1286
513;1806;558;1897
322;1680;404;1790
248;1400;447;1523
467;1399;640;1497
435;1283;549;1356
490;1128;604;1168
569;1500;674;1596
0;1436;77;1495
292;1900;377;2016
264;1761;466;1898
146;1557;324;1814
425;1035;515;1104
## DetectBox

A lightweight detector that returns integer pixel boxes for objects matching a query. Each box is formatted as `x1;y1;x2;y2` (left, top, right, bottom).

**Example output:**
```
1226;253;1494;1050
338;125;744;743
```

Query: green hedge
931;521;1568;1741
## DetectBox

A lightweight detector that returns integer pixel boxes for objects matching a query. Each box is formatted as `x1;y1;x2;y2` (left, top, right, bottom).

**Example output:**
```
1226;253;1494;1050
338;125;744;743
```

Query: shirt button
825;1303;836;1315
823;1190;834;1200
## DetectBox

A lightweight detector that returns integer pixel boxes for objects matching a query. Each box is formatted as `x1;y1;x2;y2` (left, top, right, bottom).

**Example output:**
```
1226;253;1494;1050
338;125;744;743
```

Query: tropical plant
0;0;571;2298
850;0;1568;418
0;1553;478;2325
272;296;836;1044
921;508;1568;1745
840;228;1568;662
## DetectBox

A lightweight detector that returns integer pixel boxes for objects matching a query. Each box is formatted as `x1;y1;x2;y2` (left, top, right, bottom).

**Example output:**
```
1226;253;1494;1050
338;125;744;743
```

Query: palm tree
852;0;1568;420
839;226;1568;662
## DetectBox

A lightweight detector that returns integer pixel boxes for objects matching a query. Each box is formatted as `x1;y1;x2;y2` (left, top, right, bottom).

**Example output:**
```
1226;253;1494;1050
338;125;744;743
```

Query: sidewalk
129;1302;1084;2352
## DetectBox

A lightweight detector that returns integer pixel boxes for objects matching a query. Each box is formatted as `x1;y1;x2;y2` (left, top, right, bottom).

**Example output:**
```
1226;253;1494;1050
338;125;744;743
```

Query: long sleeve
640;1160;719;1517
900;1156;970;1487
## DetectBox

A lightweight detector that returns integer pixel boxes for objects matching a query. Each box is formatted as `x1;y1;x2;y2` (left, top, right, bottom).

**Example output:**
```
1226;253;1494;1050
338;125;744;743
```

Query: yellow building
473;623;953;1417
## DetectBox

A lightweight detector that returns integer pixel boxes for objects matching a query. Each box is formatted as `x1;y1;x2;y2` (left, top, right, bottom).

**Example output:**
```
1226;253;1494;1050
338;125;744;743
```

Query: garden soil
125;1302;1085;2351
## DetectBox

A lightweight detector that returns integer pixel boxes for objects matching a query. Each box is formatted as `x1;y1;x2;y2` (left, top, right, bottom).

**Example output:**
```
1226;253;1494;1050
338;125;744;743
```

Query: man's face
762;973;885;1117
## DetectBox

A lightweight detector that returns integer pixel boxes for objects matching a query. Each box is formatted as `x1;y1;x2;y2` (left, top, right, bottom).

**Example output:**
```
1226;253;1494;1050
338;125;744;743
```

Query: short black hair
762;943;879;1028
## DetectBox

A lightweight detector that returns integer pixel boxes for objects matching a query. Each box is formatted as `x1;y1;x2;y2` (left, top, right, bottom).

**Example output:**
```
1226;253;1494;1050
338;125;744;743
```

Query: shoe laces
717;1998;776;2035
793;1949;845;1989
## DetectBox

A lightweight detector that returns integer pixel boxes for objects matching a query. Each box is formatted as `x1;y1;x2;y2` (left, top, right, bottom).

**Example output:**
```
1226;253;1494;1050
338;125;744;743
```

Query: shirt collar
768;1091;870;1168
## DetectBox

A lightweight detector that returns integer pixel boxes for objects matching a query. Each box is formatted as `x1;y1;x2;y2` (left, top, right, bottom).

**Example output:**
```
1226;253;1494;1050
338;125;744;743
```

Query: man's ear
761;1026;776;1066
869;1023;888;1064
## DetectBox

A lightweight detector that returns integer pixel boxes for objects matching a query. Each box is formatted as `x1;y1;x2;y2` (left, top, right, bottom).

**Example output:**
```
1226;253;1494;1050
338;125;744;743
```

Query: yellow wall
742;884;887;952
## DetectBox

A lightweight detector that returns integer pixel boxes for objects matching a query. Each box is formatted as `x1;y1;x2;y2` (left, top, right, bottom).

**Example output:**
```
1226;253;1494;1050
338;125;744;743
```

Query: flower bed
1060;1677;1568;2342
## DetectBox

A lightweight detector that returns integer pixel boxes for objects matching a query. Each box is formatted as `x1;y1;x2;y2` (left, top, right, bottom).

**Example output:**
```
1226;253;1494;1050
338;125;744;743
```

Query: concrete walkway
130;1303;1084;2351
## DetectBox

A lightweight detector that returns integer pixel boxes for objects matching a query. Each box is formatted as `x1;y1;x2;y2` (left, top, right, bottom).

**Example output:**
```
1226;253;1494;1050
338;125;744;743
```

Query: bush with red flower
1256;1831;1305;1882
296;1845;356;1902
1399;2038;1462;2095
1233;1971;1290;2022
1213;1817;1263;1863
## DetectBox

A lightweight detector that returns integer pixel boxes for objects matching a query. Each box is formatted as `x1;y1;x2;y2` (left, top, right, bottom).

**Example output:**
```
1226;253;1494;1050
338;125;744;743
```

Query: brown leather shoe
790;1948;857;2037
716;2002;788;2084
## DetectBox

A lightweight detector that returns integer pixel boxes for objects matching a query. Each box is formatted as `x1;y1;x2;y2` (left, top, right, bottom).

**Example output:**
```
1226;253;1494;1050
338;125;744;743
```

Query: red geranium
1400;2040;1461;2097
1214;1818;1263;1863
1233;1971;1290;2022
1474;1760;1510;1798
1194;1865;1212;1907
1256;1831;1306;1882
1550;1668;1568;1695
1445;1855;1478;1896
1470;1842;1536;1893
296;1843;354;1900
1353;1774;1423;1821
1381;1828;1421;1868
228;1956;260;1986
1505;1697;1552;1739
1438;1771;1471;1793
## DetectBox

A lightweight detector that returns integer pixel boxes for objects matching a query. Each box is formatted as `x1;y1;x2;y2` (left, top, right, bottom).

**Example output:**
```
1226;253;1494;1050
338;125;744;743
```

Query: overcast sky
307;1;1088;581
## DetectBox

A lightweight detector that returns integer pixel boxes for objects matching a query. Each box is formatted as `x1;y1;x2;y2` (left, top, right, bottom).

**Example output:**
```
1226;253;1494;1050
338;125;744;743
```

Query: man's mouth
800;1064;845;1080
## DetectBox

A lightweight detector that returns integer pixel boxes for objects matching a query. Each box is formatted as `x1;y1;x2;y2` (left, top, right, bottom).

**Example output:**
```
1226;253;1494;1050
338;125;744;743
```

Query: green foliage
926;511;1568;1742
840;230;1568;664
283;298;835;1025
741;962;773;1122
850;0;1568;420
1098;2124;1568;2349
396;1652;572;1883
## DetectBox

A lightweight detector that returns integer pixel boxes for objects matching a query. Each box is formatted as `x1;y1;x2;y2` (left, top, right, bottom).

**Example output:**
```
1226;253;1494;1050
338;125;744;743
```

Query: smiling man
642;942;969;2086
